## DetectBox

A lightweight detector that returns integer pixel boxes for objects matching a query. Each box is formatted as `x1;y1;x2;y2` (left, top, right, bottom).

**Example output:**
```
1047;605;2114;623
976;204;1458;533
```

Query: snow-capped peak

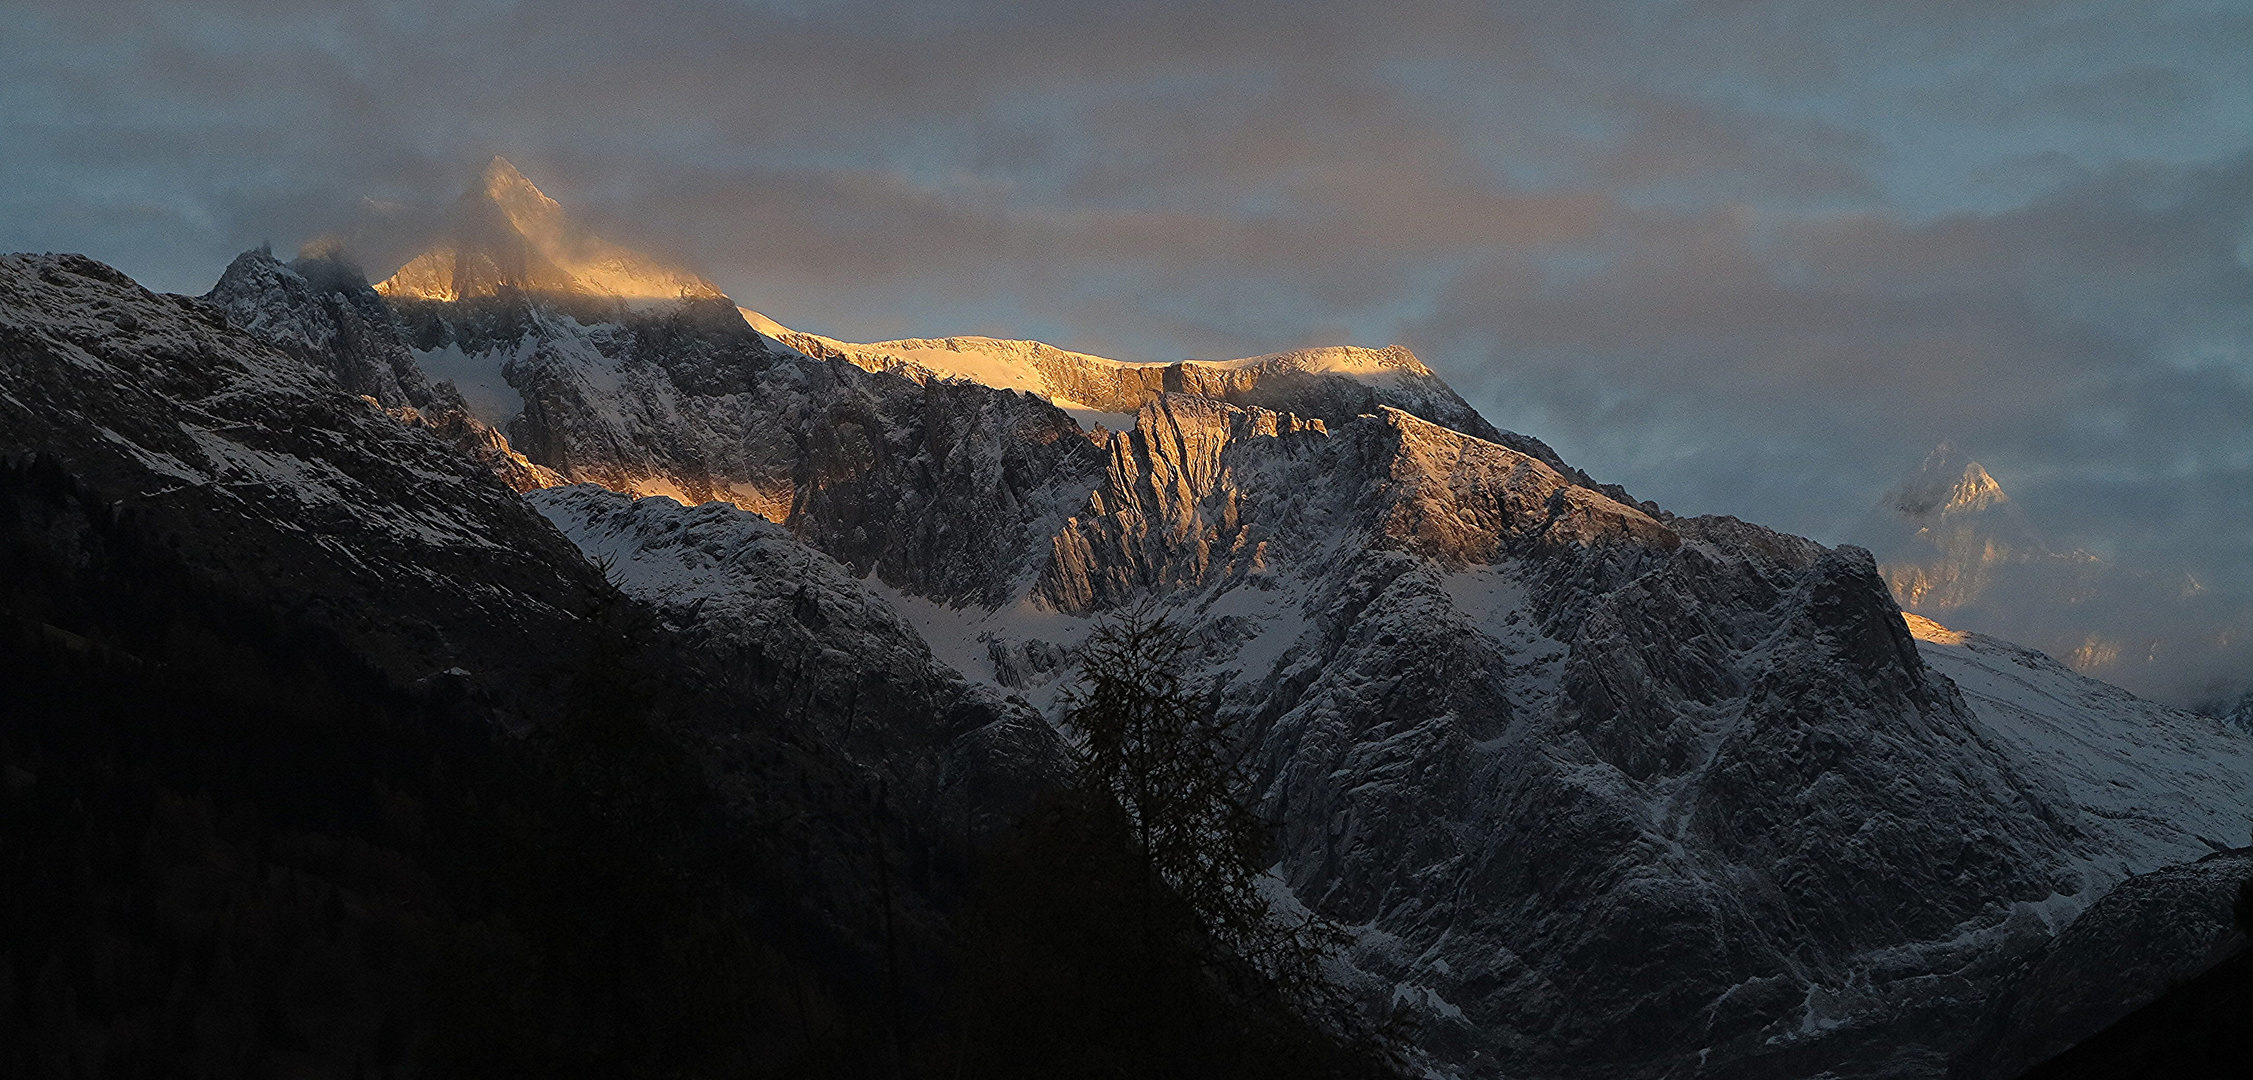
1888;442;2010;519
375;156;720;304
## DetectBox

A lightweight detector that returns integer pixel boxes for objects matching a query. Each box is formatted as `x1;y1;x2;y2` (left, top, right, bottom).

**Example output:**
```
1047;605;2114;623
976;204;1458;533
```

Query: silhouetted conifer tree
1059;605;1395;1070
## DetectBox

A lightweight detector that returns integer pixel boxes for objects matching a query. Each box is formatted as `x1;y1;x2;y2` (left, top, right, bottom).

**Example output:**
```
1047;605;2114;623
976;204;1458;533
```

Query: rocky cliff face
206;245;568;493
205;245;447;411
382;292;1110;607
1011;395;2093;1077
768;322;1641;506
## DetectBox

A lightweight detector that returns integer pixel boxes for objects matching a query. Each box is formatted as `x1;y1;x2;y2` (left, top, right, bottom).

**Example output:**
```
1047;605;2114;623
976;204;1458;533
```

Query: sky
6;0;2253;705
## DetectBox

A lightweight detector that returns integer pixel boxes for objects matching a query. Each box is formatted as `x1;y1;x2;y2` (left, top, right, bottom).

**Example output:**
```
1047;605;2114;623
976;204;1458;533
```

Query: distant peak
1950;462;2008;512
1888;443;2009;518
483;154;528;185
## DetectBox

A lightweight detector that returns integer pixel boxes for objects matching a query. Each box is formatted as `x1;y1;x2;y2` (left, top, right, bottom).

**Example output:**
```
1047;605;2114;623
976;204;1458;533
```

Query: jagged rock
205;244;449;410
381;290;1113;606
384;400;568;493
767;320;1641;504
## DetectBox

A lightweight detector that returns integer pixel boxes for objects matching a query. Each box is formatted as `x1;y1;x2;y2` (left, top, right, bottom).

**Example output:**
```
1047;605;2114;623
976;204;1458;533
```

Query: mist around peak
1861;443;2253;710
372;157;721;305
1887;443;2010;519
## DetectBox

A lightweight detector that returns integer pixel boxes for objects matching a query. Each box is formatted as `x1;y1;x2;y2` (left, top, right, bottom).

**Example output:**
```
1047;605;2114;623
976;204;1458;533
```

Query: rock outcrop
205;244;448;410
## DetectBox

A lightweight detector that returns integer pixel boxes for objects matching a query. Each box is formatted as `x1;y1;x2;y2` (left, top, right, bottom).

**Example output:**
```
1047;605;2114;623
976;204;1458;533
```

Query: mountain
196;162;2253;1076
13;155;2253;1078
376;156;720;304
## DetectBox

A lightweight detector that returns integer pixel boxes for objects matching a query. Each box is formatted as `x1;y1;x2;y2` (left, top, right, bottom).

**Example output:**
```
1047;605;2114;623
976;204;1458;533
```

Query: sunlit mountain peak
1888;442;2010;519
375;157;718;304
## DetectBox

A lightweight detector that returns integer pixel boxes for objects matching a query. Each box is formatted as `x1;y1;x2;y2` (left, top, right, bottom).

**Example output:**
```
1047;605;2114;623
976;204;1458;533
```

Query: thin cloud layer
5;0;2250;702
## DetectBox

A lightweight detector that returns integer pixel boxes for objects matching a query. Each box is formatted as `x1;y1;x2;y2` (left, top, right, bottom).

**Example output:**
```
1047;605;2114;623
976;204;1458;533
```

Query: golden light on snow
1900;612;1968;645
376;157;721;304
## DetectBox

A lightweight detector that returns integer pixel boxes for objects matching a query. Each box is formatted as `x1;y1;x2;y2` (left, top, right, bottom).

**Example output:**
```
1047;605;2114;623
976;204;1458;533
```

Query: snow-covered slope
1905;613;2253;876
527;484;1067;832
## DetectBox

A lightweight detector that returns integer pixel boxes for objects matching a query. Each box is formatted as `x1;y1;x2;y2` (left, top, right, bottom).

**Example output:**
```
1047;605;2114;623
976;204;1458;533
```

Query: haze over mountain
375;157;721;304
1859;444;2253;710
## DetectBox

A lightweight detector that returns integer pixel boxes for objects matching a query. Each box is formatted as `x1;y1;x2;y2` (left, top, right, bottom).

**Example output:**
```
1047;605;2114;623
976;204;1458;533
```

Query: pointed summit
375;157;719;304
1887;442;2009;519
480;154;541;198
473;156;563;236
